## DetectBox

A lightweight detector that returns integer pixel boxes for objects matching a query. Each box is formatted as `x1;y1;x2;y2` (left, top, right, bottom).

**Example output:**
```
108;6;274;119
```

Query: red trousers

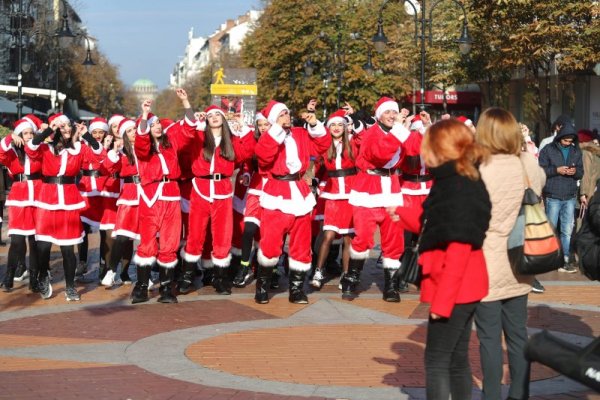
135;199;181;268
258;209;311;272
350;206;404;270
183;191;232;267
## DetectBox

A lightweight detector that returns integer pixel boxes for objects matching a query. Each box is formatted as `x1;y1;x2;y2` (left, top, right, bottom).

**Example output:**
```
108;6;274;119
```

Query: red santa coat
349;123;411;208
102;150;140;206
78;146;119;198
134;119;196;206
26;140;100;210
319;137;358;200
399;130;433;196
0;135;42;207
256;123;331;216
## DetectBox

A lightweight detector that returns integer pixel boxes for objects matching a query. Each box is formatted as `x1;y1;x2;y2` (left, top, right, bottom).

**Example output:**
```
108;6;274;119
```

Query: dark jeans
475;295;530;400
425;302;478;400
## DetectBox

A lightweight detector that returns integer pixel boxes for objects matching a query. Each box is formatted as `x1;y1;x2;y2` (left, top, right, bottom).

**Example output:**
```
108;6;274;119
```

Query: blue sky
76;0;260;89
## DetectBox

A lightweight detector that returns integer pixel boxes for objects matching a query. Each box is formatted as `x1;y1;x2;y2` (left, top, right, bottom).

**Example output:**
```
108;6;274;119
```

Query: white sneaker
14;269;29;282
101;270;116;287
310;269;325;289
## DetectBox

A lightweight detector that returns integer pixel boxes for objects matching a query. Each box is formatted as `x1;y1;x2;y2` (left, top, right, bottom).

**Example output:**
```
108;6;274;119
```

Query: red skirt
323;199;354;235
8;206;36;236
35;208;84;245
312;195;326;221
100;197;118;231
243;193;262;226
111;204;140;240
80;196;104;229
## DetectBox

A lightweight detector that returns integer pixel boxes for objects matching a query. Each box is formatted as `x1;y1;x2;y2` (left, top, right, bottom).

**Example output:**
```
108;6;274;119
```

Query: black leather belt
123;175;141;184
327;167;357;178
198;173;230;182
13;173;42;182
272;172;301;181
42;175;76;184
402;173;433;183
154;176;170;183
81;170;101;177
366;168;397;177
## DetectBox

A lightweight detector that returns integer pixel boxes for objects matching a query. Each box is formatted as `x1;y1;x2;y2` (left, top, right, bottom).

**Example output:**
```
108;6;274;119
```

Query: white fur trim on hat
255;112;266;122
147;115;159;126
108;115;125;128
89;120;109;132
118;120;136;137
14;120;35;136
326;116;346;128
267;103;289;125
375;100;399;120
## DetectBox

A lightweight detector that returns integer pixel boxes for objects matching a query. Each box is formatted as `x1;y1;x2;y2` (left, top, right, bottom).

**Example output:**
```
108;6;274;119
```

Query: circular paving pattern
186;324;559;387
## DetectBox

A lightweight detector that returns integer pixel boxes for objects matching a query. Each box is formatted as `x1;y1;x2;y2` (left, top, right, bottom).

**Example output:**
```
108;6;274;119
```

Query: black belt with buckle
13;173;42;182
272;172;302;181
402;173;433;183
42;175;76;184
198;173;229;182
123;175;141;184
81;170;101;178
327;167;358;178
366;168;397;177
156;176;170;183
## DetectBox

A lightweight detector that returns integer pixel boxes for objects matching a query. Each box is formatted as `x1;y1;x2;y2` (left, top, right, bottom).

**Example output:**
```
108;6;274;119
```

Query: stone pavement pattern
0;233;600;399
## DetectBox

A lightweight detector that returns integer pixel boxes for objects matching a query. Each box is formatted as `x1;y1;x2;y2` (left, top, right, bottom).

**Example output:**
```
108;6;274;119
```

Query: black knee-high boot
288;270;308;304
177;260;196;294
28;236;40;292
131;265;150;304
255;265;273;304
383;268;401;303
341;258;365;299
157;266;178;303
212;266;232;295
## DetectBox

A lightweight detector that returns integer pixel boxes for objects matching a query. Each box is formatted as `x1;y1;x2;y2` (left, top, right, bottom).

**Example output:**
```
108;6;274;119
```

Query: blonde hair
476;107;522;155
421;119;488;181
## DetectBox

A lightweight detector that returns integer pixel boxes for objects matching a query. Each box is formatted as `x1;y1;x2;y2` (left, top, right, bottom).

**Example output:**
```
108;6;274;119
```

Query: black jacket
538;129;583;200
574;180;600;280
419;161;492;253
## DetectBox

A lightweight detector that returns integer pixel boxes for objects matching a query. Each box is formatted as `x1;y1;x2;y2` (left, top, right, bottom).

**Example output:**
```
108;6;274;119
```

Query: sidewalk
0;232;599;399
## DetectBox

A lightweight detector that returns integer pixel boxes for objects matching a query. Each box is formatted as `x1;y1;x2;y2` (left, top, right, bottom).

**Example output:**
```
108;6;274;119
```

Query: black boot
157;266;178;303
270;268;280;289
1;265;15;292
255;265;273;304
383;268;401;302
233;260;254;288
229;254;241;281
177;261;196;294
341;258;365;299
288;270;308;304
201;267;214;287
131;265;150;304
212;266;232;295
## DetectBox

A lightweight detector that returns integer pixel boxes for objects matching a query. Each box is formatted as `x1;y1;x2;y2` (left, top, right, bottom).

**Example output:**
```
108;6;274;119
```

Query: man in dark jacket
539;121;584;272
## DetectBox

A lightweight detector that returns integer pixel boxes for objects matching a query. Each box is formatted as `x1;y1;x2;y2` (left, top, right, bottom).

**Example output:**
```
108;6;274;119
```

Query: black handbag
398;244;422;286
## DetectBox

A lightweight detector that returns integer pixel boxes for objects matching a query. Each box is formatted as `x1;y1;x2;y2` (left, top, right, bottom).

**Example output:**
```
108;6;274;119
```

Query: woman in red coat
0;118;42;292
392;119;491;400
26;113;102;301
132;90;196;304
179;104;255;295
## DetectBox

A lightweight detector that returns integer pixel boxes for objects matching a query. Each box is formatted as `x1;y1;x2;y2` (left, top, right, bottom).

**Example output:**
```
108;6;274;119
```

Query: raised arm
135;100;153;161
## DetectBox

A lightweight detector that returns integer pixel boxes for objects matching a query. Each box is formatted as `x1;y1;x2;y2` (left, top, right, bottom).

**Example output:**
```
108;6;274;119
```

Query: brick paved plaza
1;231;599;400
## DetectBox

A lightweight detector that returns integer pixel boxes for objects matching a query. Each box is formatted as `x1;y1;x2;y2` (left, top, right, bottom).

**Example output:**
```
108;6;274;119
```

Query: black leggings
78;223;112;265
37;241;77;288
107;235;134;273
241;222;259;263
7;234;39;272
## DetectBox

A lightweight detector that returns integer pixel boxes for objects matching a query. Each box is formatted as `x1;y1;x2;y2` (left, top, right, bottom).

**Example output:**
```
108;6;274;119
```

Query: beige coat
479;152;546;302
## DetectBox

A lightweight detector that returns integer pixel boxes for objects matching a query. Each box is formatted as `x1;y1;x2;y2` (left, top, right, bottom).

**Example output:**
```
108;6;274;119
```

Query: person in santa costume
0;117;42;292
179;104;255;295
231;111;270;288
76;117;114;280
254;100;331;304
100;118;140;287
108;114;126;138
132;89;196;304
343;97;413;302
309;108;360;289
25;113;102;301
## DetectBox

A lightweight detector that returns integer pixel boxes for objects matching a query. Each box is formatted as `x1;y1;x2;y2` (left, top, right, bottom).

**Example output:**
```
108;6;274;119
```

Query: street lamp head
362;50;374;76
21;54;32;73
304;58;315;77
457;22;472;55
372;20;388;53
82;49;96;66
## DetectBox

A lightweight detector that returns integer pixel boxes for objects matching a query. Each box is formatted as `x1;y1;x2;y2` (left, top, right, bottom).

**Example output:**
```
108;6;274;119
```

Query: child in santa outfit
179;105;255;295
231;111;270;288
132;89;197;304
310;109;360;289
343;97;412;303
254;100;331;304
26;113;102;301
0;117;42;292
100;118;140;287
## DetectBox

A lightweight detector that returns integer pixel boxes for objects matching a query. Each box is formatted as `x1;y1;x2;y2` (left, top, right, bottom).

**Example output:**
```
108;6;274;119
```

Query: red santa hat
108;114;126;129
456;116;473;127
13;119;35;136
263;100;289;125
23;114;43;130
89;117;109;133
255;111;266;123
117;118;136;138
326;109;348;128
205;105;226;118
578;129;595;143
48;113;70;126
410;114;424;131
374;97;399;120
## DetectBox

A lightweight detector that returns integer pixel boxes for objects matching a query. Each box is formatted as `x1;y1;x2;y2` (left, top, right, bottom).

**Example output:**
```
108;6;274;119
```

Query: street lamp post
372;0;472;111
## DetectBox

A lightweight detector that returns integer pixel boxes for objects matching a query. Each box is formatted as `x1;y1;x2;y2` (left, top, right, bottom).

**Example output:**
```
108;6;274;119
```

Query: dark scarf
419;161;491;252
